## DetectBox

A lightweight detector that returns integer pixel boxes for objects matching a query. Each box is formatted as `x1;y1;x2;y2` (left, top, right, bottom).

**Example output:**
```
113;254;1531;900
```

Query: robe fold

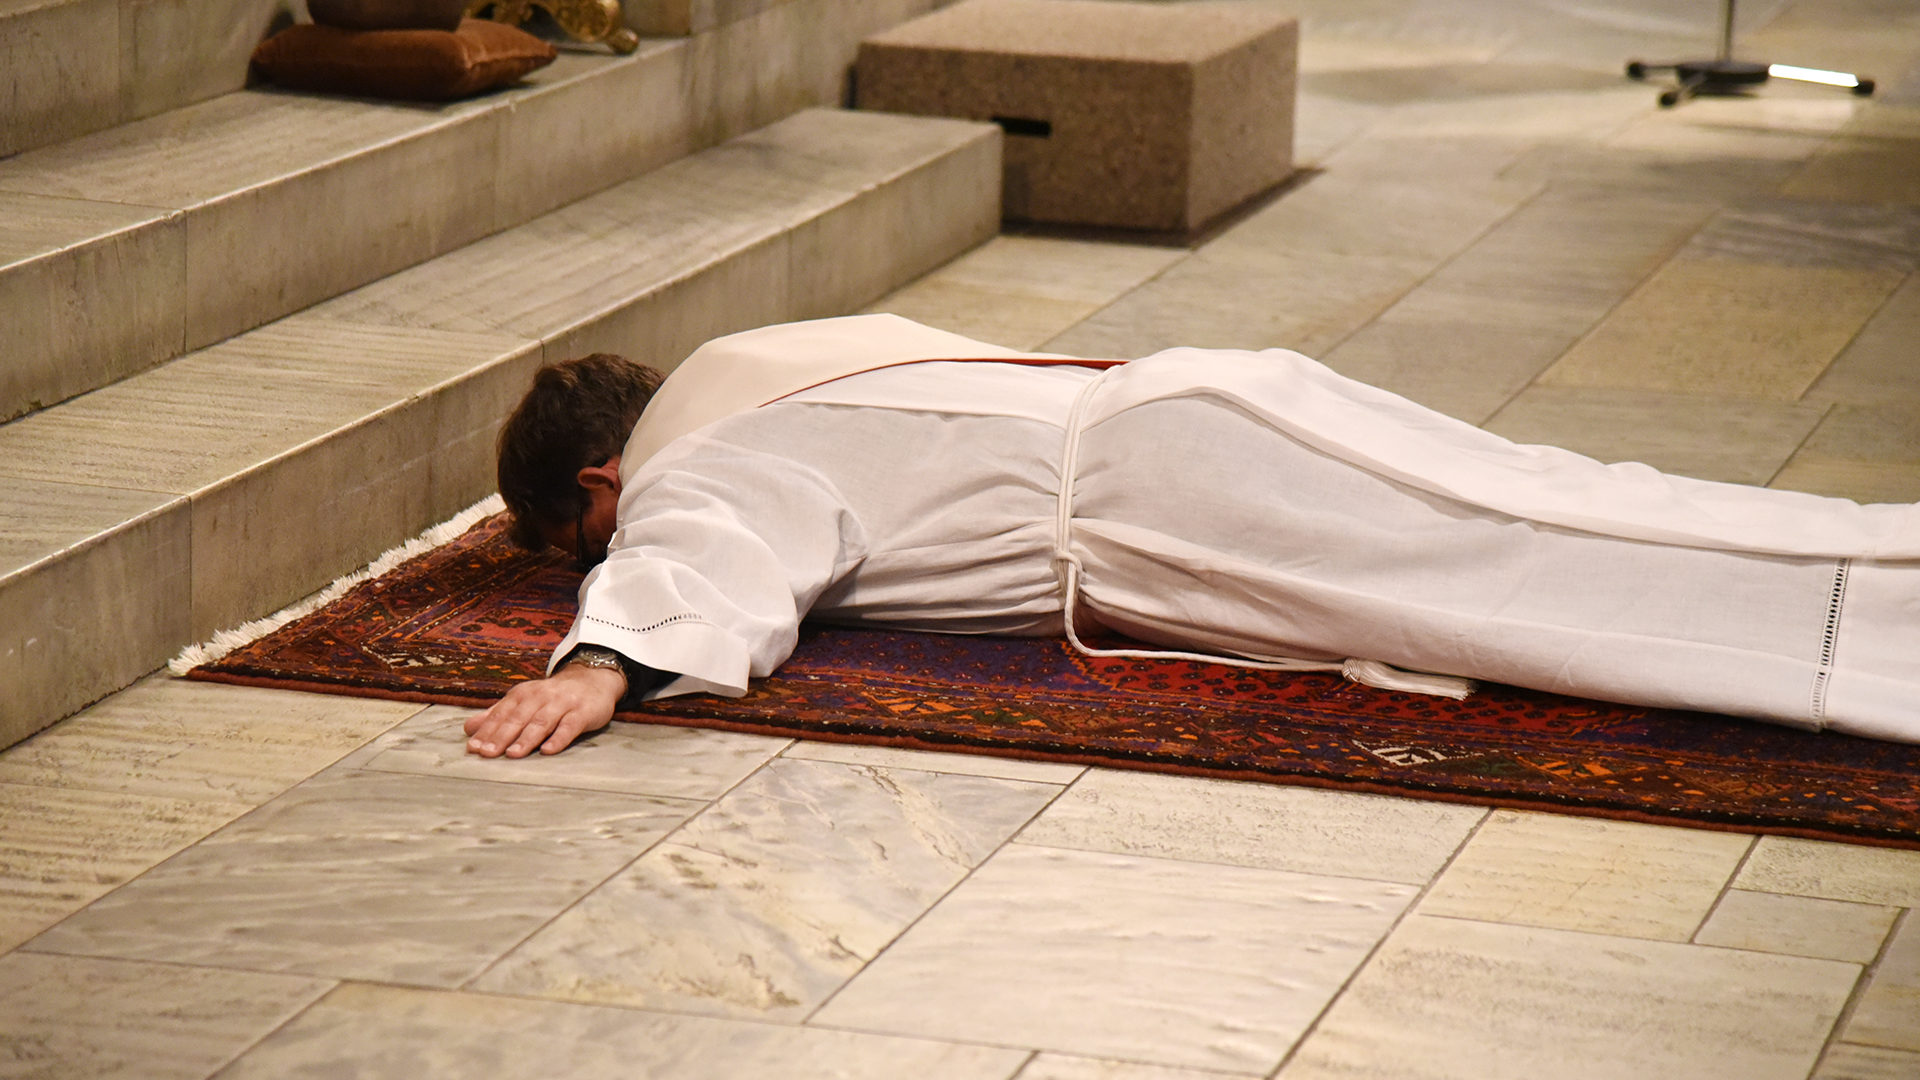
551;315;1920;743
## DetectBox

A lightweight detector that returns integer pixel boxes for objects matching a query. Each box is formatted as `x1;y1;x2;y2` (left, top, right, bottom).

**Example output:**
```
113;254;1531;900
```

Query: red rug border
188;668;1920;852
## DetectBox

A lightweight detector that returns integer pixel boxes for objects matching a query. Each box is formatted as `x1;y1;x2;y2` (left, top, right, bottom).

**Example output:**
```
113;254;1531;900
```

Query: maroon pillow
251;18;557;101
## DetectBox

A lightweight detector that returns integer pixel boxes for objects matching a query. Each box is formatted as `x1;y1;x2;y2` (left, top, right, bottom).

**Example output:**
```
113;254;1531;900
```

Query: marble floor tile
1318;318;1574;423
920;236;1186;307
1539;257;1903;400
1801;274;1920;407
1381;186;1720;340
1815;1043;1920;1080
1694;889;1899;964
1208;165;1539;264
1785;105;1920;204
1281;914;1860;1080
249;983;1036;1076
1771;404;1920;503
1016;1055;1258;1080
1017;769;1481;885
336;704;791;800
472;757;1060;1018
1687;201;1920;273
1735;836;1920;907
27;770;698;986
0;780;243;954
1842;912;1920;1052
1480;385;1826;484
1046;246;1430;360
215;982;1028;1079
781;739;1086;784
0;674;422;804
812;844;1417;1073
868;280;1108;353
1418;810;1751;941
0;952;332;1080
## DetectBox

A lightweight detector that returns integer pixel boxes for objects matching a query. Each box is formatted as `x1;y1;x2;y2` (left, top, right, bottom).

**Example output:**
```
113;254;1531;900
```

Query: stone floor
5;0;1920;1076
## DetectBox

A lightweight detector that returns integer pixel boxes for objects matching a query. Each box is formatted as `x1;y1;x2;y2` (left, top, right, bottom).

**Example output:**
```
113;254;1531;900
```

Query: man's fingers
540;710;611;755
504;710;563;758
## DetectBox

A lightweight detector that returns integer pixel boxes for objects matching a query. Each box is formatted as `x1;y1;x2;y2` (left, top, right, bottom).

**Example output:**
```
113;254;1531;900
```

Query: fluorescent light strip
1768;63;1860;88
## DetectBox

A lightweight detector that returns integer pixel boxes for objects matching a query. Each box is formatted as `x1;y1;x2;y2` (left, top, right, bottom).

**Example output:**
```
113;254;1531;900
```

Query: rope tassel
1342;658;1475;700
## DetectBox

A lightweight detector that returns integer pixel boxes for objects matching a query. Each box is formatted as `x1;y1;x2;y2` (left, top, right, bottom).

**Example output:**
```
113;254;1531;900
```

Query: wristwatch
566;645;629;687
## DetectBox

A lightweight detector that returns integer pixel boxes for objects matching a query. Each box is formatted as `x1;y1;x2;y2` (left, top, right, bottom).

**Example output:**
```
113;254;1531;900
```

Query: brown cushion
307;0;466;31
250;19;557;101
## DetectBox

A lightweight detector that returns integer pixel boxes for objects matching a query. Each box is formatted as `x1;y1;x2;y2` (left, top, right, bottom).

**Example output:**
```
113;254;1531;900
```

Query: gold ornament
467;0;640;54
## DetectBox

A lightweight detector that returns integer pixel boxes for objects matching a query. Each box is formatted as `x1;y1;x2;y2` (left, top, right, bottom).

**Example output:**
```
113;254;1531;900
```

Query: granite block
858;0;1296;231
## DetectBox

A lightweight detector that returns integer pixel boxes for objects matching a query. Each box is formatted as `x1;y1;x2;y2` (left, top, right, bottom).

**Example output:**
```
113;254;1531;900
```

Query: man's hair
497;353;665;551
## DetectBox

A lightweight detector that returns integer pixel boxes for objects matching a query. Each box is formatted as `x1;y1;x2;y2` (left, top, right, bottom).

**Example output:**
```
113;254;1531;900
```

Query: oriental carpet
184;513;1920;849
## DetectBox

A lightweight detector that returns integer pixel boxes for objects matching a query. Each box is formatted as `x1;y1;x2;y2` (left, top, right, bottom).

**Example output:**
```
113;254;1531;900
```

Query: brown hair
496;353;665;551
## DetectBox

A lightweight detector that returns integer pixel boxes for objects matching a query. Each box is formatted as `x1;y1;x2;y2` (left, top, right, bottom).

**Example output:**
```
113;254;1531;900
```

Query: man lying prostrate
465;314;1920;758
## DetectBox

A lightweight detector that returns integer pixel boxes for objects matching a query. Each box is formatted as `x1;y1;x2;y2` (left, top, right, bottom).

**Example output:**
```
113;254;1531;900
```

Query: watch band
566;645;628;682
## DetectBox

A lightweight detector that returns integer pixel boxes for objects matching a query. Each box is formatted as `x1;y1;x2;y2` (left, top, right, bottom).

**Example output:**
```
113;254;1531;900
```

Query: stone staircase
0;0;1001;749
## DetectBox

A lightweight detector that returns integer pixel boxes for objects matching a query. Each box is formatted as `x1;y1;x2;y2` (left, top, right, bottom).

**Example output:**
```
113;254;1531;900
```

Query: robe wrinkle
545;315;1920;742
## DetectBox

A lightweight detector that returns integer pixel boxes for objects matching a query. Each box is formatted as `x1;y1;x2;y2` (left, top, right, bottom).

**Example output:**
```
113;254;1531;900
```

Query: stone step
0;0;942;423
0;0;837;158
0;0;285;158
0;105;1002;750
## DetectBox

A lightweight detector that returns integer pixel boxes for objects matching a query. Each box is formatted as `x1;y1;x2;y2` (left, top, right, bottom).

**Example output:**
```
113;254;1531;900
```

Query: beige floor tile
812;844;1417;1073
1382;186;1720;340
1480;386;1826;484
1688;201;1920;272
781;739;1086;784
1540;258;1904;400
1786;105;1920;204
337;704;790;800
1773;402;1920;502
1695;889;1899;963
1208;165;1539;263
1318;316;1572;423
868;280;1106;353
1844;912;1920;1052
0;952;332;1080
1736;836;1920;907
215;982;1028;1079
0;674;421;804
1802;274;1920;406
1046;246;1429;360
921;236;1186;307
27;770;698;986
1017;1055;1258;1080
1772;459;1920;504
1816;1042;1920;1080
1282;914;1860;1080
1419;810;1751;941
0;780;244;954
1017;769;1482;885
471;757;1060;1018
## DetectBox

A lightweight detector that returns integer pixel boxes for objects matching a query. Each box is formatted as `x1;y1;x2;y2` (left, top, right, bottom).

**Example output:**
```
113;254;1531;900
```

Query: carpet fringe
168;494;507;676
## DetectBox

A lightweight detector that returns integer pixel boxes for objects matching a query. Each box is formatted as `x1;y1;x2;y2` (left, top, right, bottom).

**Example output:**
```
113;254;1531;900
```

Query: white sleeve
546;438;869;699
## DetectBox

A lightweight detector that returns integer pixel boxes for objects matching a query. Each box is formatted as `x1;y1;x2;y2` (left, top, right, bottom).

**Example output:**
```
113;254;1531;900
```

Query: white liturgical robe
548;316;1920;743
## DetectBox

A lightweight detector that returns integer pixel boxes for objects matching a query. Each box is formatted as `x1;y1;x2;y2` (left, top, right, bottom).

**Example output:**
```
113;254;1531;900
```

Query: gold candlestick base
468;0;639;53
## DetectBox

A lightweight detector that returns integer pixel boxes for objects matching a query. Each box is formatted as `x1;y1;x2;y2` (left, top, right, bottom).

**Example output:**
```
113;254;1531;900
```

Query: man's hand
464;664;625;758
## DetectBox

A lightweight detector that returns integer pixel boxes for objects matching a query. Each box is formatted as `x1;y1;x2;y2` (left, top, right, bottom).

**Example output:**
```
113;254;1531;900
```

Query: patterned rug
185;513;1920;848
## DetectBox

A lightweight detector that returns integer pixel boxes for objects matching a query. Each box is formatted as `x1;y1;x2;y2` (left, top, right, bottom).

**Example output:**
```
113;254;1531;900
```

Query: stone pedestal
856;0;1296;233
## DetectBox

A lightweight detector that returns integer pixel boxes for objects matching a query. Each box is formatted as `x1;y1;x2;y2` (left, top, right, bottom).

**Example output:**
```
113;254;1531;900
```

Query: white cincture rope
1048;374;1474;701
